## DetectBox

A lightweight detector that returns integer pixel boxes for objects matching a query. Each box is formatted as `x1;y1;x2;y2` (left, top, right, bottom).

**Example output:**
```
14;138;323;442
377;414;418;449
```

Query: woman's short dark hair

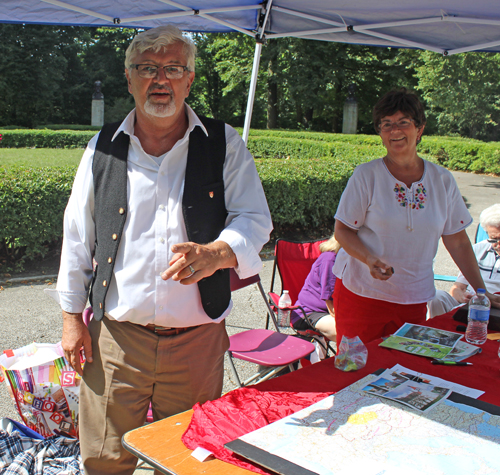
373;88;426;133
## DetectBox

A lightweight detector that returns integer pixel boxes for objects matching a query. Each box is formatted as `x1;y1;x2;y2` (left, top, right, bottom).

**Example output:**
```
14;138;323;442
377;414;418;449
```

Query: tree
0;24;69;127
414;51;500;140
275;39;412;132
189;33;267;128
0;24;136;127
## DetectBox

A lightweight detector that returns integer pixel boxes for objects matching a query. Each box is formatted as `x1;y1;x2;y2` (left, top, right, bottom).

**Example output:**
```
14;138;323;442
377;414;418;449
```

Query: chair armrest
268;292;280;307
268;292;302;312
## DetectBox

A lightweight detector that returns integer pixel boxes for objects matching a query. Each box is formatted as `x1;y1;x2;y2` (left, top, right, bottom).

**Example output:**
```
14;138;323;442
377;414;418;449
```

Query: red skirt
333;278;427;350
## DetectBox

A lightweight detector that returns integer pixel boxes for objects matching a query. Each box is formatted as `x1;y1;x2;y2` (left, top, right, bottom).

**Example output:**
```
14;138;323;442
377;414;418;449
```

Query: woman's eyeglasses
379;119;414;132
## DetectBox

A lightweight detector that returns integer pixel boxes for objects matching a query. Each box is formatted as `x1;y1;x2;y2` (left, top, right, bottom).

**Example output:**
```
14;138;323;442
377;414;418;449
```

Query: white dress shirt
48;106;272;326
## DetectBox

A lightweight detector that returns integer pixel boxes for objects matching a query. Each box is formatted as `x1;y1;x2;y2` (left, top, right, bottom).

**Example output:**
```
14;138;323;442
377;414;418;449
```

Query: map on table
226;373;500;475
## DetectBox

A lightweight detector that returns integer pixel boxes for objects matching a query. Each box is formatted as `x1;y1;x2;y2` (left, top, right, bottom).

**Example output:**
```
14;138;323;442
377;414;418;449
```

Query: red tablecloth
256;313;500;405
182;314;500;473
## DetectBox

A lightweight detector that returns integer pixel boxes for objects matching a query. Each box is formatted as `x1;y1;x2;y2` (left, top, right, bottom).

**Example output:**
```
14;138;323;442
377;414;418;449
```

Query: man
428;203;500;318
50;25;272;474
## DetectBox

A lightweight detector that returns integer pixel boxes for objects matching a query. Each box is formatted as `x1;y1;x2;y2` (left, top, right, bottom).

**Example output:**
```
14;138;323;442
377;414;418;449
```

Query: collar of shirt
110;104;208;143
479;242;496;261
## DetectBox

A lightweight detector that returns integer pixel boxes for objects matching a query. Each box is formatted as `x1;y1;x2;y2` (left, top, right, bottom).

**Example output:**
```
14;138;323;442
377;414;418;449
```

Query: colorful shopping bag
0;342;80;438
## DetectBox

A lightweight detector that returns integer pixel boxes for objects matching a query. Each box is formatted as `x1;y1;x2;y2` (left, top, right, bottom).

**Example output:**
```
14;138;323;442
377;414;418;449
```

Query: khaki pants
80;316;229;475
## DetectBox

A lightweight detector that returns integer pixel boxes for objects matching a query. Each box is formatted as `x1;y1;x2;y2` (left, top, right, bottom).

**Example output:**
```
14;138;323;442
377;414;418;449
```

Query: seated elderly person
428;203;500;318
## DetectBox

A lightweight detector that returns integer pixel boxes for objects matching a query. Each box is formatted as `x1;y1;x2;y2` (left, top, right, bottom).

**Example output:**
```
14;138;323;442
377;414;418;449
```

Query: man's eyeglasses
131;64;189;80
379;119;414;132
487;238;500;244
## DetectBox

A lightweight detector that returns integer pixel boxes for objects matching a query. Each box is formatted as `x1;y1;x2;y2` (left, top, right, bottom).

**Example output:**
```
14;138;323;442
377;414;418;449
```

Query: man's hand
366;255;394;281
61;311;93;376
162;241;237;284
449;283;473;304
486;291;500;309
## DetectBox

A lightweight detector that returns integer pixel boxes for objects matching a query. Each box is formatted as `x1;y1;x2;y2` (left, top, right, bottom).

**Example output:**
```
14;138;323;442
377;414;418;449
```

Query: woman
332;88;499;347
290;236;339;343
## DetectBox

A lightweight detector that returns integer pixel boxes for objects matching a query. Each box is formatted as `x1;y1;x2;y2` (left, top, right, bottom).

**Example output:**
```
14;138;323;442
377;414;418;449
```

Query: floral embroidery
393;182;426;209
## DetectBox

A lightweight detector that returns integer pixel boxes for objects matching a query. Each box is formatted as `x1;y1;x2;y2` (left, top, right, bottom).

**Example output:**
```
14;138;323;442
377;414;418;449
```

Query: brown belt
142;324;200;337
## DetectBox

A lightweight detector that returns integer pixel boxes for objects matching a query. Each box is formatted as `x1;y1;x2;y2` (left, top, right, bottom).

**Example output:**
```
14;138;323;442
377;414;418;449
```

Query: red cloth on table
333;278;427;350
182;314;500;473
181;389;330;474
257;313;500;405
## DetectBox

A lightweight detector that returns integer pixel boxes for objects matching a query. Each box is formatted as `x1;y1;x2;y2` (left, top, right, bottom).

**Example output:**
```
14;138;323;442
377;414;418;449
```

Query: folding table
123;313;500;474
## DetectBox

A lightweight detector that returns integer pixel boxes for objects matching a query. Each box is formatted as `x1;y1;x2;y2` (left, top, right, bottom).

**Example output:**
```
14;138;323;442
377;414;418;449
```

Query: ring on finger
188;265;196;275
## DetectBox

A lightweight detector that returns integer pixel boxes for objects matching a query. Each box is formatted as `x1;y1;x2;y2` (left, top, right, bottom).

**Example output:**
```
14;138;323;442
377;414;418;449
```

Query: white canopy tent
3;0;500;141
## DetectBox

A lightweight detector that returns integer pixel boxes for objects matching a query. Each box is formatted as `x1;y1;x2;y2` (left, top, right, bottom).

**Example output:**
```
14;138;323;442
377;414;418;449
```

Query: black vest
90;117;230;321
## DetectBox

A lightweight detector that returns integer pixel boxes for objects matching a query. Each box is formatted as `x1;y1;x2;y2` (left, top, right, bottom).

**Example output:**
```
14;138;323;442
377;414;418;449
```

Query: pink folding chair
226;270;315;388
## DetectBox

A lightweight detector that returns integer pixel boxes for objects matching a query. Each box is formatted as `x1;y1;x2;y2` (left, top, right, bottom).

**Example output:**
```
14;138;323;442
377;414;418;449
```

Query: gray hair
479;204;500;229
124;25;196;72
319;235;341;254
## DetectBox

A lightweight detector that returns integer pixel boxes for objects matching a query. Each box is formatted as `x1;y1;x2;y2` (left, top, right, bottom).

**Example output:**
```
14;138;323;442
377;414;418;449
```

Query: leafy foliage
0;166;76;272
414;51;500;140
0;24;136;128
257;157;363;230
2;127;498;272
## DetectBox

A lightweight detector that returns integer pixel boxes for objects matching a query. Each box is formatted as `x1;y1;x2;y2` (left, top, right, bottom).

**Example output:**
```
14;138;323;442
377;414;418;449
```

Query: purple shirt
291;252;337;324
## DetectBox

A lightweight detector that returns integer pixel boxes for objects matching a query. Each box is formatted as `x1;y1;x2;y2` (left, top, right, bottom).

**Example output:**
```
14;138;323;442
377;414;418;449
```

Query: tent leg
242;41;263;146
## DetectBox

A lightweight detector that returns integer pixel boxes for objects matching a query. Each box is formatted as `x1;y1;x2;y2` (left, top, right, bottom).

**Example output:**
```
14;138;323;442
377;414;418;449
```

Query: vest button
112;234;118;240
99;303;103;309
119;208;125;215
108;257;112;264
103;280;107;287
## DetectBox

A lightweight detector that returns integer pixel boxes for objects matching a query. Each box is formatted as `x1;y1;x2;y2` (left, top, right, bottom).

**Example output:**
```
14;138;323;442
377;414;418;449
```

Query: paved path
0;169;498;473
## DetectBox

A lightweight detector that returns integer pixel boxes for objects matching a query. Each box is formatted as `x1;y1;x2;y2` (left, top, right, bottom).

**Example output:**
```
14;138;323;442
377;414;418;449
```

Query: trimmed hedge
247;136;386;160
0;155;367;272
257;157;364;228
1;126;499;271
0;130;95;148
36;125;102;131
418;137;500;175
2;128;498;175
0;166;76;271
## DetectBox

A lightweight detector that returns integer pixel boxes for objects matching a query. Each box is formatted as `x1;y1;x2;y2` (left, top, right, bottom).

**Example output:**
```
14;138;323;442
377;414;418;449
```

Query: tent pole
242;41;263;146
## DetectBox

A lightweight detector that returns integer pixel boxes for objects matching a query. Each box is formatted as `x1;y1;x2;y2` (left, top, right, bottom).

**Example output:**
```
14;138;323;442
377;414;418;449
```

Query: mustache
147;84;173;95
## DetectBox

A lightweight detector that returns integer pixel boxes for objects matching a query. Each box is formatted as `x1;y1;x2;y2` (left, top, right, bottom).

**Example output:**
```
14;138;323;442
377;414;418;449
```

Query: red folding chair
268;238;335;357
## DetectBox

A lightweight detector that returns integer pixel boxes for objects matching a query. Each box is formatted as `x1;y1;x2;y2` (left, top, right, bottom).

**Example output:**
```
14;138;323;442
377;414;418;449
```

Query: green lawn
0;148;82;168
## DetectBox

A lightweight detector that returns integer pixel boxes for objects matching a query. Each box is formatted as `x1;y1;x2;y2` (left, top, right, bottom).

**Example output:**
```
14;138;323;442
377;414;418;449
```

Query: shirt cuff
44;288;88;314
217;229;263;279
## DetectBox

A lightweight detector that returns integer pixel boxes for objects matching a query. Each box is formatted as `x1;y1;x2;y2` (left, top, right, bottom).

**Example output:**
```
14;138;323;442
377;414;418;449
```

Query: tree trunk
267;81;278;129
304;108;314;128
266;47;279;129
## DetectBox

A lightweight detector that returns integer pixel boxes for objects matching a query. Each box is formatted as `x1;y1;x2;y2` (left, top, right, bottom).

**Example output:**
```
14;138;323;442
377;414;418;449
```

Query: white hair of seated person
480;204;500;229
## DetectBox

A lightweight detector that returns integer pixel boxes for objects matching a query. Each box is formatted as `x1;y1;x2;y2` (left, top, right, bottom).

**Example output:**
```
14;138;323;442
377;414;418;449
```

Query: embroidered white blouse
333;158;472;304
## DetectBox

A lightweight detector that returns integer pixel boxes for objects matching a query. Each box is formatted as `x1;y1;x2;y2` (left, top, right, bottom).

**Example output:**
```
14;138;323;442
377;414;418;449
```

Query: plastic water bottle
465;288;490;345
278;290;292;328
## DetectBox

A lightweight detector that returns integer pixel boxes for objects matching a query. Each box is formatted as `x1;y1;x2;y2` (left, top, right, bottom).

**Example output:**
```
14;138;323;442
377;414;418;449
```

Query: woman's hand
366;256;394;281
335;221;393;281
